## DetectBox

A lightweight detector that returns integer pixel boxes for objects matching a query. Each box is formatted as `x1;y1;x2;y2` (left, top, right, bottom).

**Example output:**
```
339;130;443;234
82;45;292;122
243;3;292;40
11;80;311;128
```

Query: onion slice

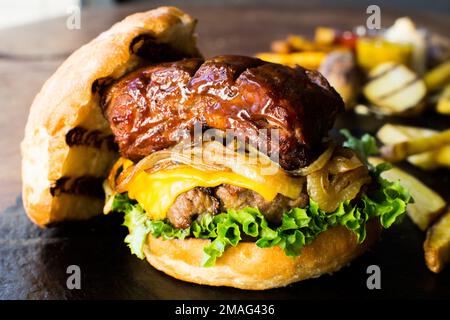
115;146;229;193
288;143;335;176
306;147;371;212
115;139;284;192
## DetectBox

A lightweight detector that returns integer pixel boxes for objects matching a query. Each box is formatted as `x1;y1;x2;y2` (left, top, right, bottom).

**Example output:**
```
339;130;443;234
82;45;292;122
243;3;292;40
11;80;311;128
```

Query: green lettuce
112;131;413;267
340;129;378;168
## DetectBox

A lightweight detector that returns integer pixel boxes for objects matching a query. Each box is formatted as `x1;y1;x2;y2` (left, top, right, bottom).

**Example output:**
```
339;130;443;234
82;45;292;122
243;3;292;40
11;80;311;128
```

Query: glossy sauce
102;55;344;169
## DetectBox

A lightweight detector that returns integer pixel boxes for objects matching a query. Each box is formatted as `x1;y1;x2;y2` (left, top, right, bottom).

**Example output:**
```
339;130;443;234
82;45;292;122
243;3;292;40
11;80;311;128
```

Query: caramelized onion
306;148;371;212
327;147;364;175
112;136;371;213
201;141;271;183
115;147;227;193
288;143;335;176
115;140;282;192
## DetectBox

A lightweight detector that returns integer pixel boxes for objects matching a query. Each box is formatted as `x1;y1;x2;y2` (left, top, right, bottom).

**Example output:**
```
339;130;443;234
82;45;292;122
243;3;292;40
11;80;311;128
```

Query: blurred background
1;0;449;29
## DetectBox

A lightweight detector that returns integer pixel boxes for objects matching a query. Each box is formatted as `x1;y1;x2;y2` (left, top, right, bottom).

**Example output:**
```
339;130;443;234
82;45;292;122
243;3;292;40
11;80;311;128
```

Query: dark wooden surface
0;2;449;299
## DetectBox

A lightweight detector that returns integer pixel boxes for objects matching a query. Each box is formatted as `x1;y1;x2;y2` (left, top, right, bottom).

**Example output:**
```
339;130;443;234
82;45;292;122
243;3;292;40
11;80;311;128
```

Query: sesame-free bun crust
21;7;200;227
144;220;381;290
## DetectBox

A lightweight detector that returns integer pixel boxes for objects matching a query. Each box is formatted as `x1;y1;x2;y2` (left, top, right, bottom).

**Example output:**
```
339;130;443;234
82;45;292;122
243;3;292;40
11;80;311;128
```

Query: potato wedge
377;124;437;144
369;157;446;231
424;209;450;273
380;129;450;162
376;124;441;170
424;61;450;92
364;62;426;115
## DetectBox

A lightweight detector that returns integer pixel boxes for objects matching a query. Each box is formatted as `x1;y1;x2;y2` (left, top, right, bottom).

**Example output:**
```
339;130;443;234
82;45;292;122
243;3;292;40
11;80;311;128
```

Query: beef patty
166;184;309;229
102;55;344;170
166;187;219;229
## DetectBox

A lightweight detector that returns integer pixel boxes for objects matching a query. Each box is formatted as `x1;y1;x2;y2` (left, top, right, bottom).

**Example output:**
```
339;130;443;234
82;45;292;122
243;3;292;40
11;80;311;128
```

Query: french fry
255;52;327;70
376;124;441;170
270;40;291;54
377;124;437;144
270;34;340;55
435;145;450;168
424;209;450;273
286;35;317;52
369;157;447;231
436;84;450;115
408;152;440;170
380;129;450;162
315;27;336;46
424;61;450;91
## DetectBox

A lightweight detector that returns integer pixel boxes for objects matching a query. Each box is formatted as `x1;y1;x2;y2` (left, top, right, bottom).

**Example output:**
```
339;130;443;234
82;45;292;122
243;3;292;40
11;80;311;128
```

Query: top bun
21;7;201;226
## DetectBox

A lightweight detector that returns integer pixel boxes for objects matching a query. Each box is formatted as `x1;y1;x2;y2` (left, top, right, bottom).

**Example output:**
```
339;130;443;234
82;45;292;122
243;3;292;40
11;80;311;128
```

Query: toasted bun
21;7;201;227
144;219;381;290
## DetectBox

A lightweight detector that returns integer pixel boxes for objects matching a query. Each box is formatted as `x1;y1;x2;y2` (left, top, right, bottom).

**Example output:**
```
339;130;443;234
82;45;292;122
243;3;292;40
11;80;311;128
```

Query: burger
21;7;411;290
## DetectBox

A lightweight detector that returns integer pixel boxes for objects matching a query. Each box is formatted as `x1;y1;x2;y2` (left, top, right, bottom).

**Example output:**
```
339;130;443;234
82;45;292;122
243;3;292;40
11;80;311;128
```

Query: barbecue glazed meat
102;55;344;169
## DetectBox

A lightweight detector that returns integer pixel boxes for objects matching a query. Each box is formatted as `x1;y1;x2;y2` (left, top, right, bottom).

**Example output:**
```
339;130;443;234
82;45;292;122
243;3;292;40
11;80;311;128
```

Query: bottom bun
144;220;381;290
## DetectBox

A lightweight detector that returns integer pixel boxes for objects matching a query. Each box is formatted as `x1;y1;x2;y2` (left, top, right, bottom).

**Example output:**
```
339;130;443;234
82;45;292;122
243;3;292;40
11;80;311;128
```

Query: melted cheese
124;165;303;220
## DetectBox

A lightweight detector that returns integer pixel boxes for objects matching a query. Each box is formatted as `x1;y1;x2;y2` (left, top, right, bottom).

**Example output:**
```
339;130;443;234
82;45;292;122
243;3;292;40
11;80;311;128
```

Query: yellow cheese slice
124;165;303;220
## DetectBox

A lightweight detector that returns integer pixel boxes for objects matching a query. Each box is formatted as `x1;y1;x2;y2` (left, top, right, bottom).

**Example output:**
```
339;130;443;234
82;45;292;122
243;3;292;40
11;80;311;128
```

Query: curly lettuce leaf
340;129;378;167
362;175;412;228
115;193;189;259
339;129;413;228
114;181;411;267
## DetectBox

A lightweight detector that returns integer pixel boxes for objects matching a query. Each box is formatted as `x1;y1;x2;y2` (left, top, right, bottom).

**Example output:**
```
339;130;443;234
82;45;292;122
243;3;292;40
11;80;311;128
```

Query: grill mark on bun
130;34;198;62
66;126;118;151
50;176;104;198
92;77;114;96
